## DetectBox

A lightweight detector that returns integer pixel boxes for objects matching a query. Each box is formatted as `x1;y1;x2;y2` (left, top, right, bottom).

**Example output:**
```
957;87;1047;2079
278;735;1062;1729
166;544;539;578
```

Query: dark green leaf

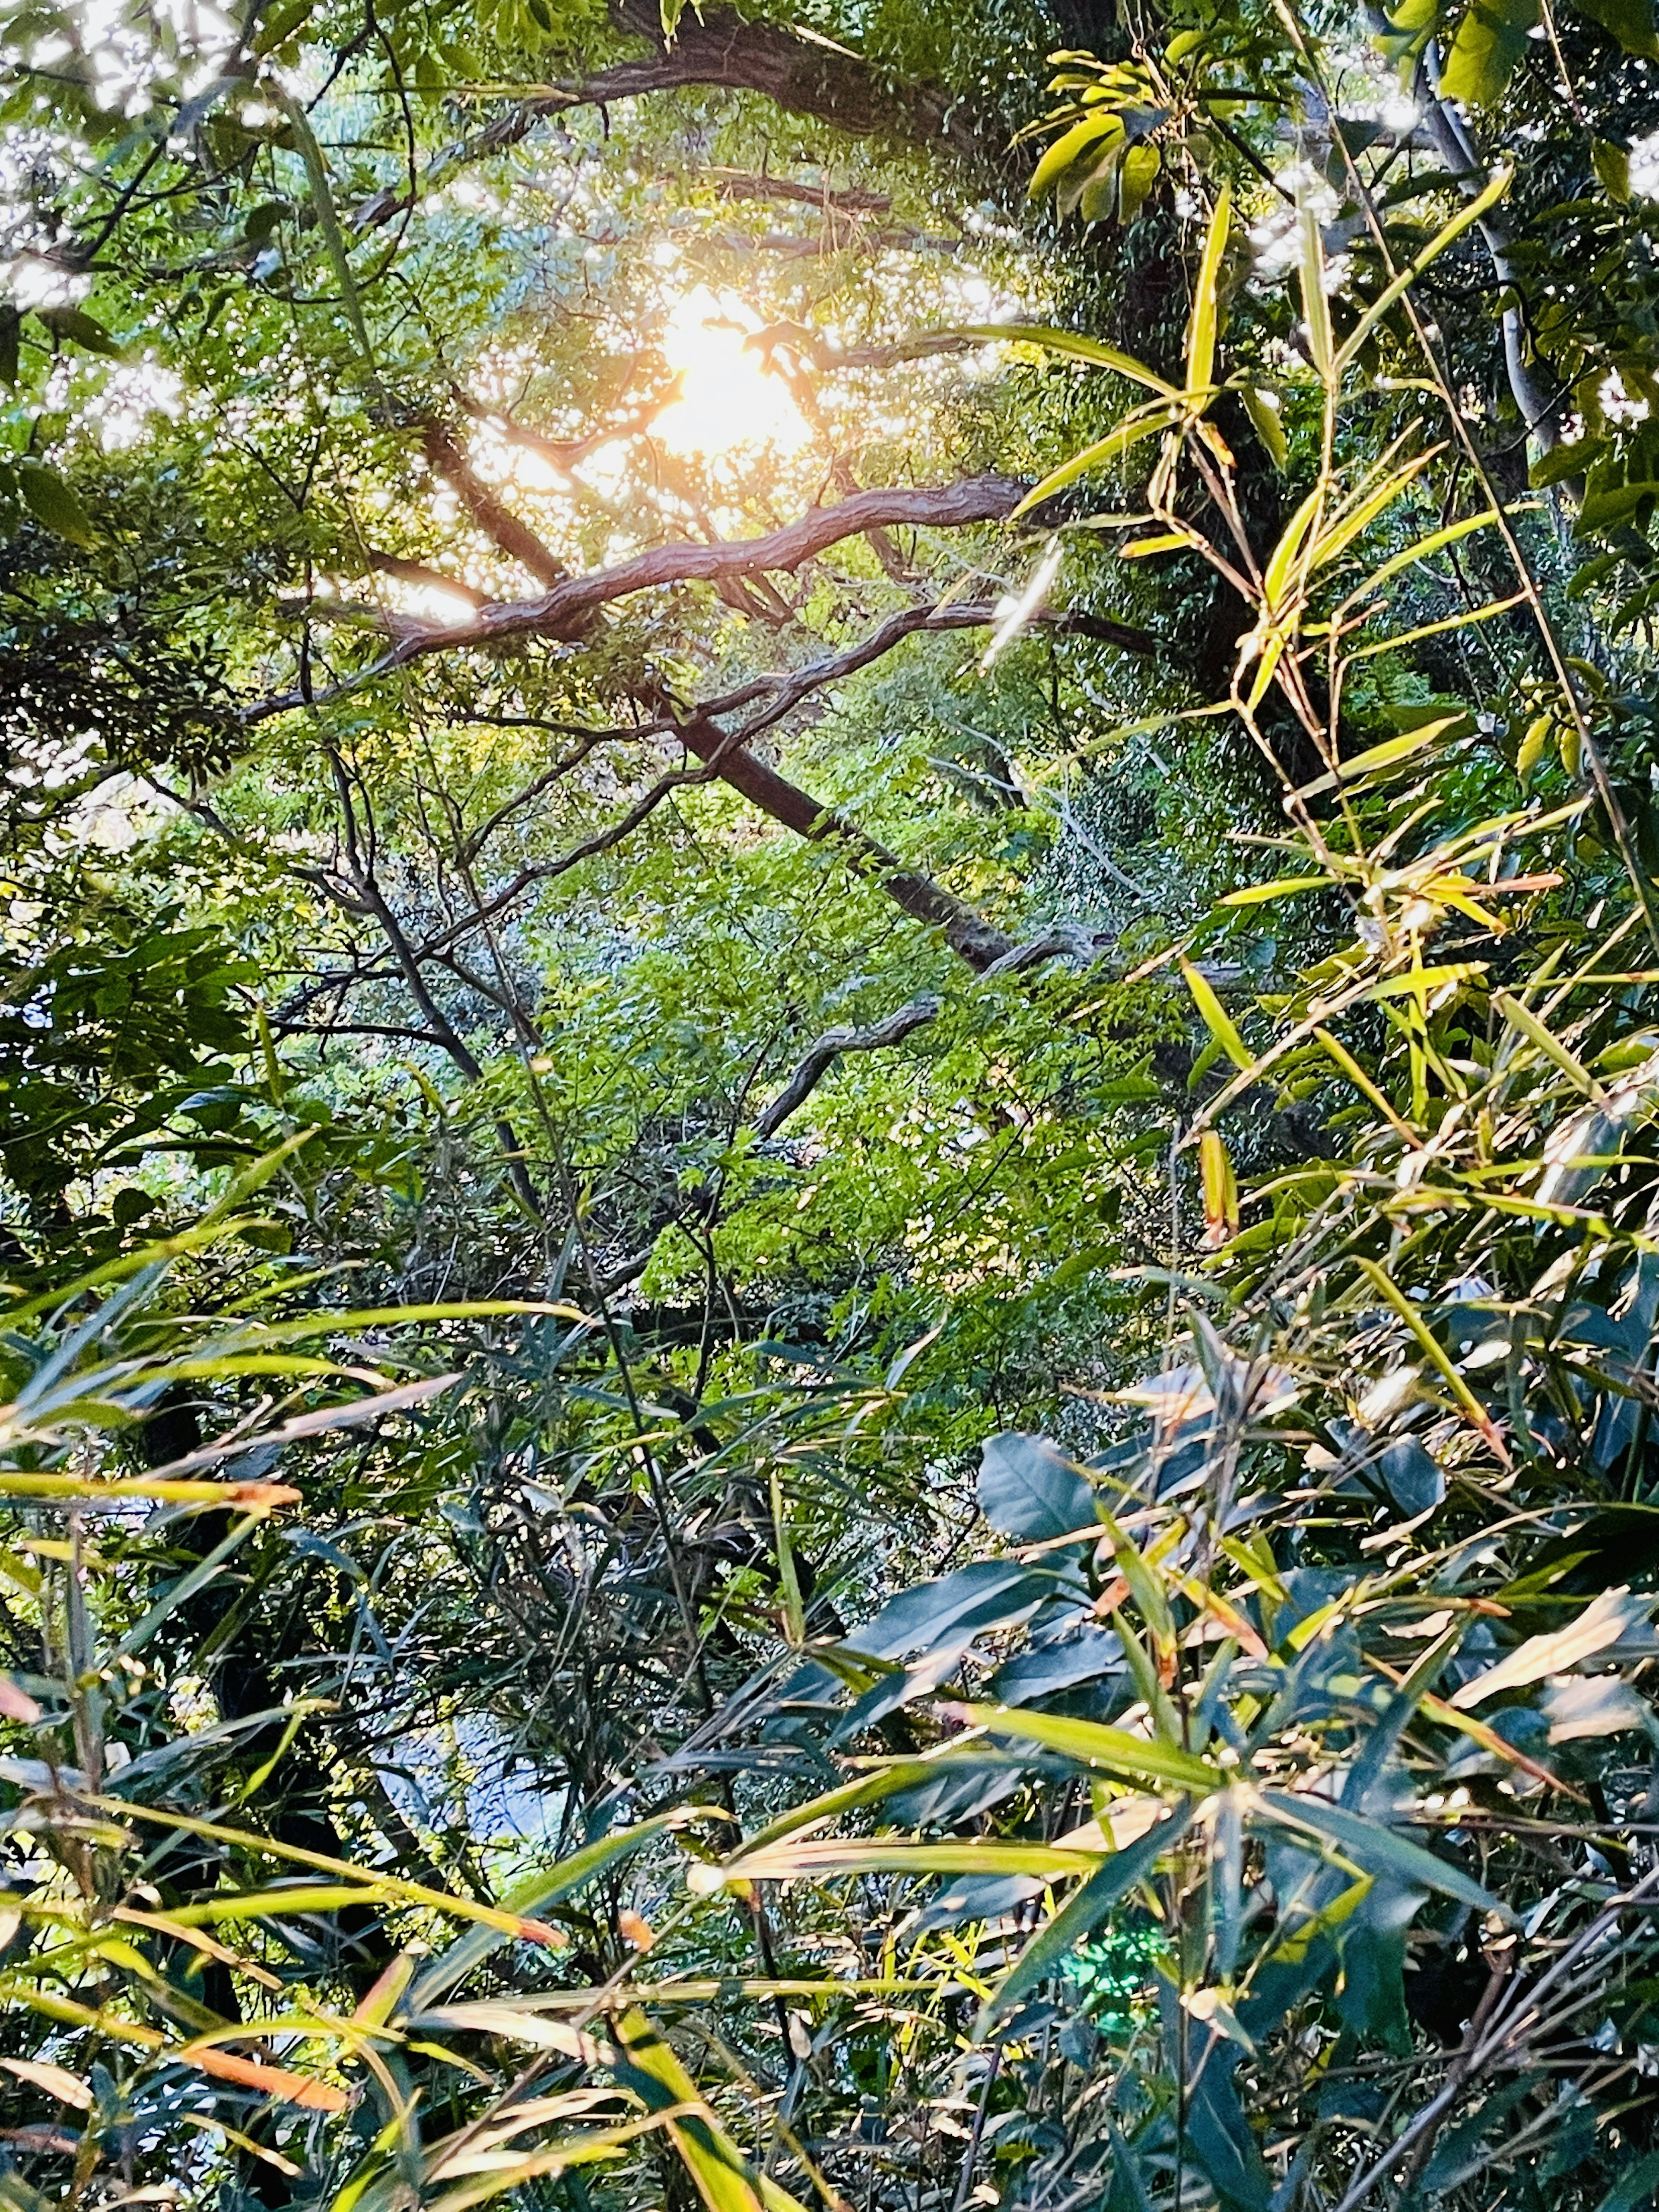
978;1432;1094;1541
15;462;96;548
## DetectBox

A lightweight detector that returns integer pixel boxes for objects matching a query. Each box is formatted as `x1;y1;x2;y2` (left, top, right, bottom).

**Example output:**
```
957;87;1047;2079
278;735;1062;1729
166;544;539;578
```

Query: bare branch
369;553;488;608
457;382;685;476
753;995;942;1139
244;478;1041;721
419;416;571;588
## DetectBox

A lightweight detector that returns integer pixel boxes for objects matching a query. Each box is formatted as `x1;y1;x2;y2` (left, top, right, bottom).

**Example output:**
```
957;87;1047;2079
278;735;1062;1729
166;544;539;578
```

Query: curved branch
753;996;943;1139
243;476;1034;721
350;5;982;236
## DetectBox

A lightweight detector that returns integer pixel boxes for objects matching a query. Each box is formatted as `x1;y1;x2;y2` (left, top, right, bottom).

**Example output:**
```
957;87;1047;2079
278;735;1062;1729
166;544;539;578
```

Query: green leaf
1179;957;1253;1074
978;1432;1094;1540
1030;114;1121;198
1577;0;1659;56
963;325;1176;397
1594;2148;1659;2212
1219;876;1327;906
1293;714;1465;798
15;462;96;548
36;306;121;357
1440;0;1540;106
978;1802;1192;2030
957;1701;1224;1792
1258;1792;1507;1916
1115;141;1160;226
1185;185;1231;394
1240;386;1287;468
1593;137;1633;200
253;0;315;52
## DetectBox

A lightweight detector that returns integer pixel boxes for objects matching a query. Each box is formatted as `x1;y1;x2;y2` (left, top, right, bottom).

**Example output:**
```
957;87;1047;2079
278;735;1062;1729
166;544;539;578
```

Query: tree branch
350;5;982;236
673;711;1017;969
419;417;571;588
245;478;1042;720
752;995;943;1139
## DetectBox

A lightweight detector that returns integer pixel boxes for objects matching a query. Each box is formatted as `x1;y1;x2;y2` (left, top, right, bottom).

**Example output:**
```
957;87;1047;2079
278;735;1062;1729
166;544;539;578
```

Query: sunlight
651;286;812;461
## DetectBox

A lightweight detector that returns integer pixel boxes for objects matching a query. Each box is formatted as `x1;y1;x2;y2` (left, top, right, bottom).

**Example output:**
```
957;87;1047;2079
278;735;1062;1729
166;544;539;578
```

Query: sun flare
651;286;812;461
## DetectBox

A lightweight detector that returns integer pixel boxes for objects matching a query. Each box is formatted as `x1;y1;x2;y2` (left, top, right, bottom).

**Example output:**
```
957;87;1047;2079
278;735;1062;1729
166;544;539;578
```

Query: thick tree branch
707;171;893;216
246;478;1042;720
247;595;1158;1003
397;474;1024;648
350;5;981;236
674;712;1017;970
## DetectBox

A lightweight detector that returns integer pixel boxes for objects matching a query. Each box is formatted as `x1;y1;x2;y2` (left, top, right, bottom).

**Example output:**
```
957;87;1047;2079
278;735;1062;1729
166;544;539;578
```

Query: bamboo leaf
1185;186;1231;397
1354;1259;1509;1461
978;1802;1192;2030
181;2043;349;2111
1262;489;1324;613
1341;508;1503;606
1219;876;1328;906
1179;957;1254;1074
1199;1130;1239;1248
962;324;1178;397
1492;988;1602;1096
714;1837;1107;1883
1257;1792;1508;1917
954;1702;1224;1792
1309;452;1438;573
608;2009;810;2212
1300;207;1333;384
1336;169;1514;368
16;462;97;549
1013;408;1179;513
1293;715;1466;798
1449;1586;1643;1708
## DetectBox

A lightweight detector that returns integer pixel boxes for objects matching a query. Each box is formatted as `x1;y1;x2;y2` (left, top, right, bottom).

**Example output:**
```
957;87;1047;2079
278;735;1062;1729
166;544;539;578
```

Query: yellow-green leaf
1179;956;1253;1074
957;1702;1224;1792
961;324;1176;397
1300;206;1333;383
1294;714;1465;798
1241;386;1287;469
1219;875;1328;905
1013;407;1178;514
16;462;96;549
1185;184;1231;396
1030;114;1121;197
